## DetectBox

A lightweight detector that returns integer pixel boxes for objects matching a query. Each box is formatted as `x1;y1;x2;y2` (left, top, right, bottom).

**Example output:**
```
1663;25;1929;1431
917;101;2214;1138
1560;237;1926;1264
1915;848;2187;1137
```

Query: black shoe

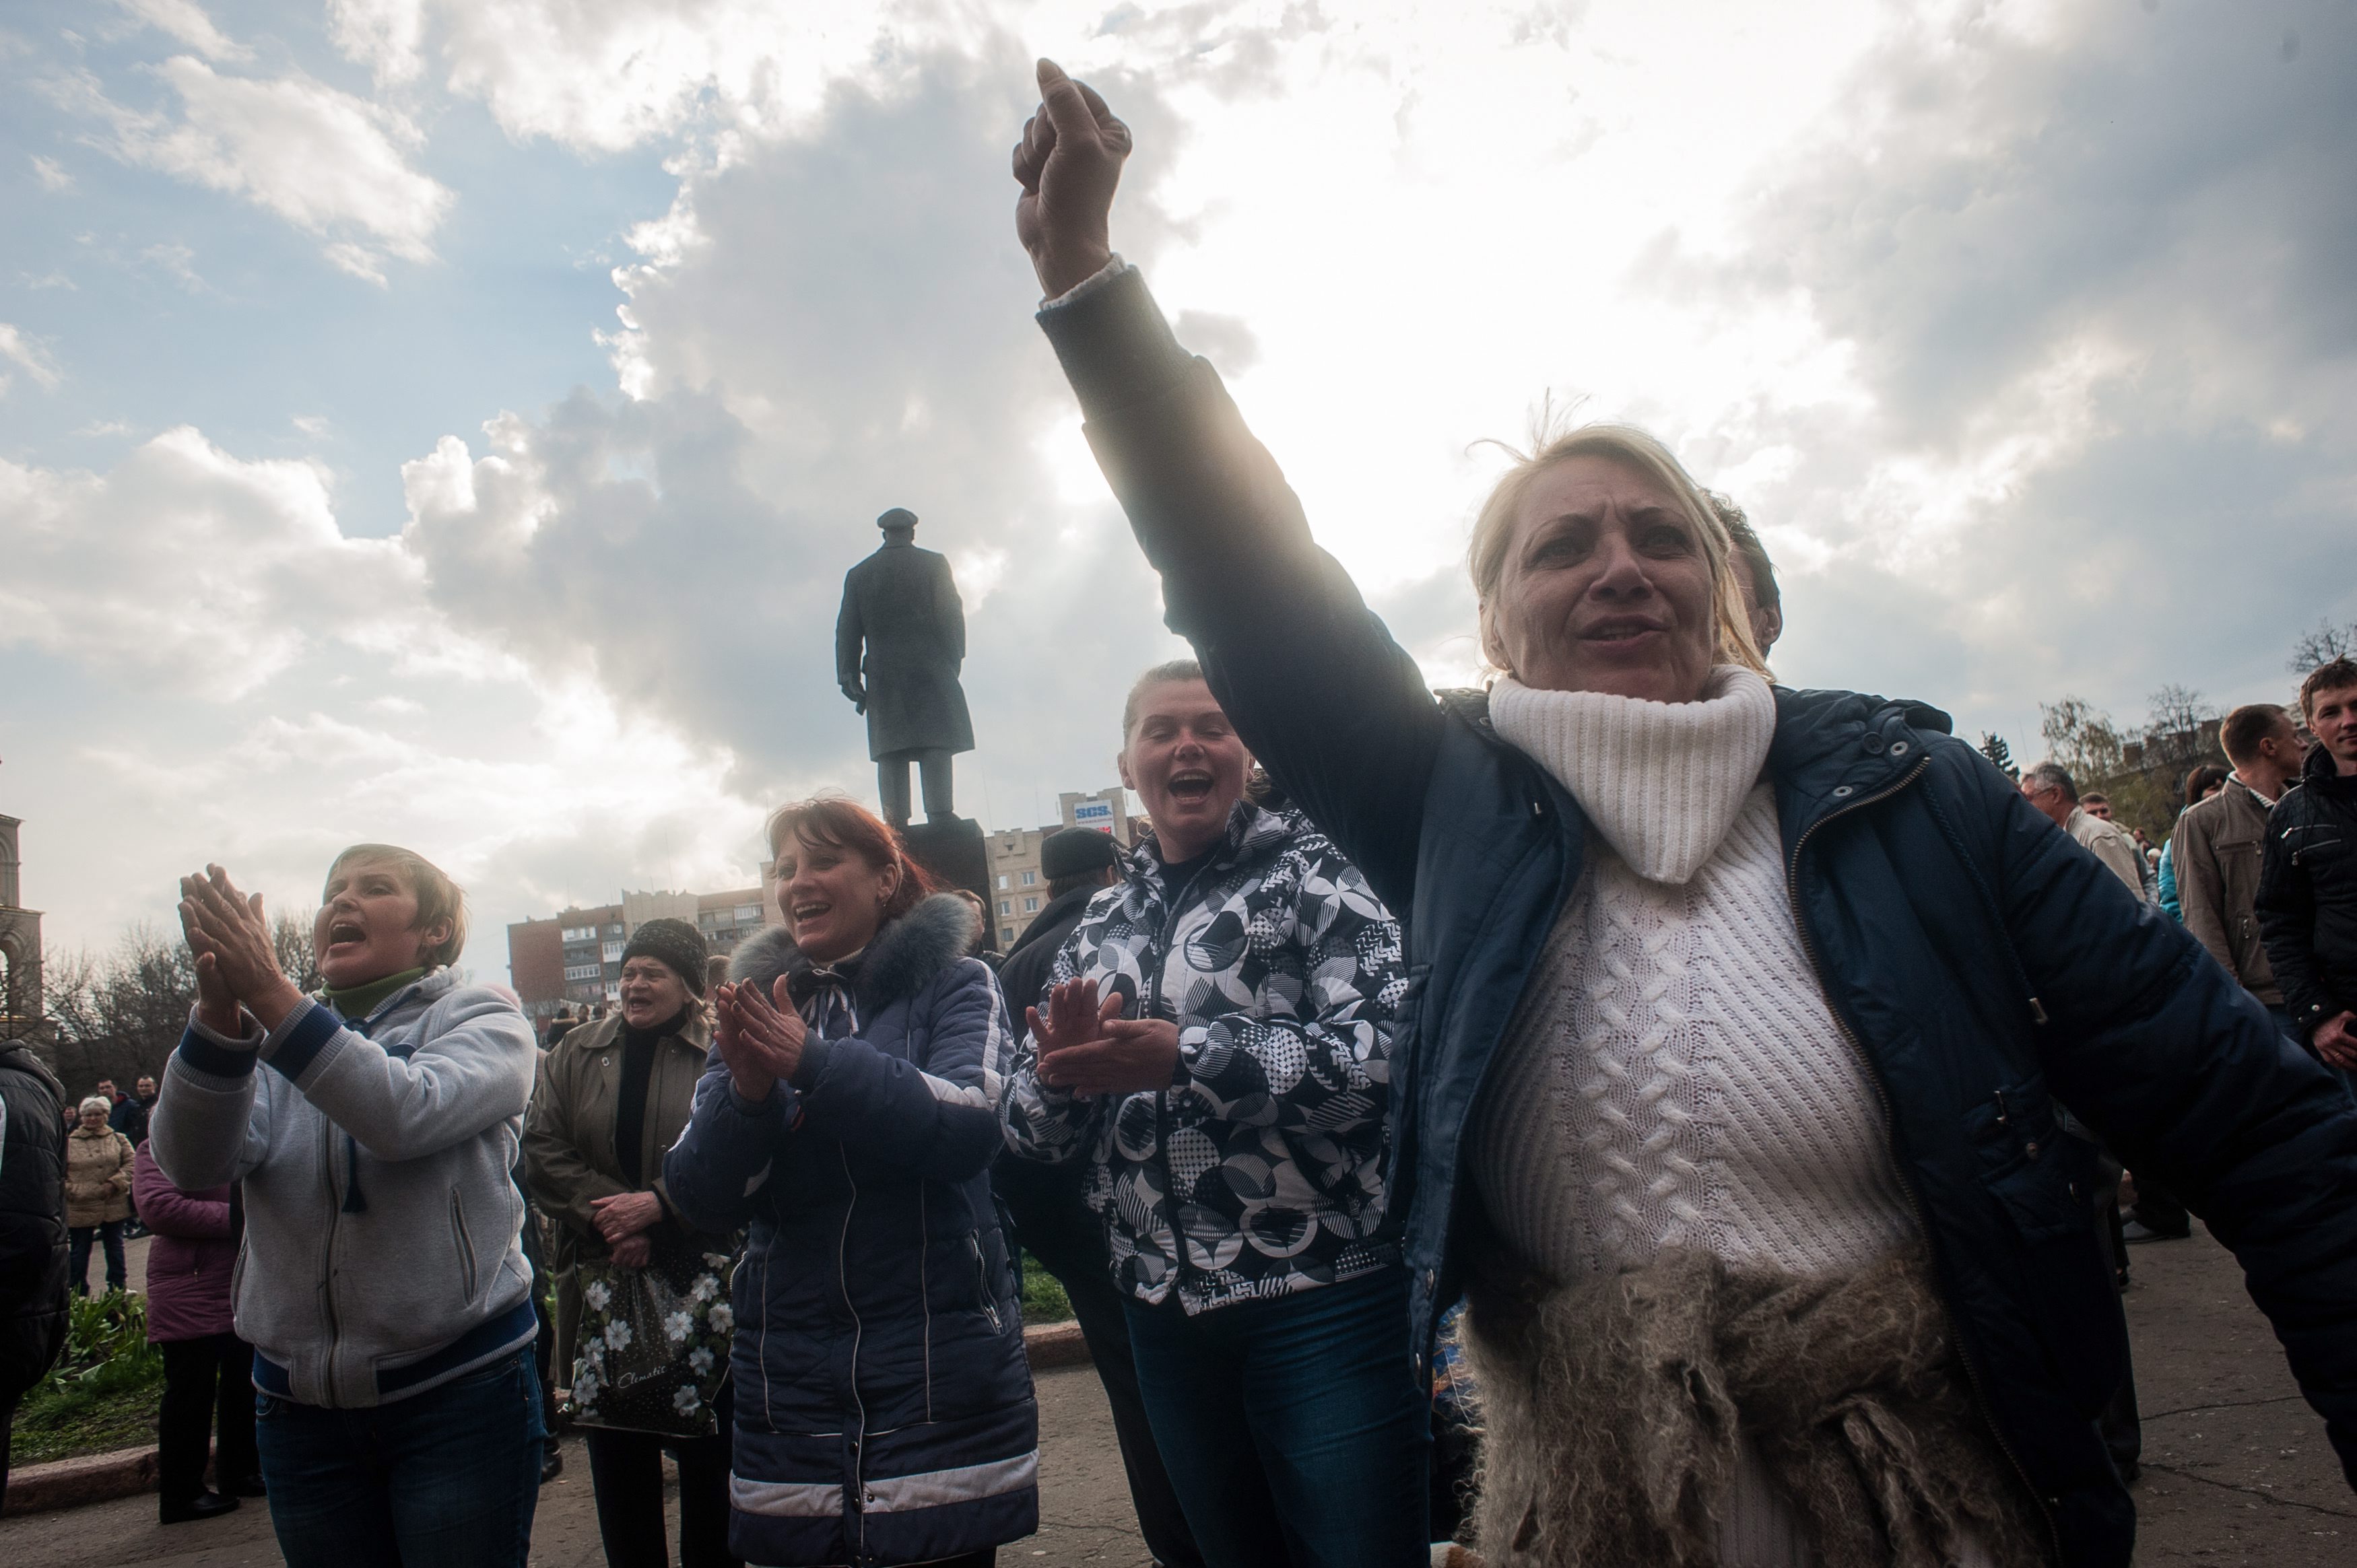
160;1491;241;1524
225;1473;267;1497
539;1446;564;1485
2122;1220;2189;1244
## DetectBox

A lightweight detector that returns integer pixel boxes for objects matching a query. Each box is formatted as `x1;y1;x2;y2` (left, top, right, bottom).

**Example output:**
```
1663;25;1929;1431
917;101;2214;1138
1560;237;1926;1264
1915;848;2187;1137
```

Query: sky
3;0;2354;979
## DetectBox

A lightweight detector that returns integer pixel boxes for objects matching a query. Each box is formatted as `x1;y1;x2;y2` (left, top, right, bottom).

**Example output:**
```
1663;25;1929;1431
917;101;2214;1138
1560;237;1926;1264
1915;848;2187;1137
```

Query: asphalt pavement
11;1223;2348;1565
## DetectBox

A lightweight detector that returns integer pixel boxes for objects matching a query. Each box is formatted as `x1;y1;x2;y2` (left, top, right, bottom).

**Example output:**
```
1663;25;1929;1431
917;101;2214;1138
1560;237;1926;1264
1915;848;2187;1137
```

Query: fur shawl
727;893;980;1019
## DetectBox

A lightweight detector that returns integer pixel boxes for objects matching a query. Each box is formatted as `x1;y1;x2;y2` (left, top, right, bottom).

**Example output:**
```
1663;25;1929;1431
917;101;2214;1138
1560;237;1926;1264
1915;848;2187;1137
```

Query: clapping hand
1029;978;1180;1097
712;978;808;1103
1013;59;1132;299
178;865;306;1033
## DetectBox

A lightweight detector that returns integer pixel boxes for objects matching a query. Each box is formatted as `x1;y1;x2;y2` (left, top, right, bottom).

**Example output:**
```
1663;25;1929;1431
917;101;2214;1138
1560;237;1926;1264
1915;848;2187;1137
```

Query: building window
561;925;595;942
996;874;1008;889
998;900;1012;916
1020;871;1037;886
601;941;624;961
735;904;761;922
1022;896;1039;913
1001;926;1016;943
565;963;601;982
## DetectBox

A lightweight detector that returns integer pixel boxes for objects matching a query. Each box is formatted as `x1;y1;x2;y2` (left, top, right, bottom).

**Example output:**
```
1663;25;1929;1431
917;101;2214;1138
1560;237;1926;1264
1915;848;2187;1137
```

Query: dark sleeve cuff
177;1019;260;1079
791;1035;834;1093
261;998;343;1083
1035;264;1196;419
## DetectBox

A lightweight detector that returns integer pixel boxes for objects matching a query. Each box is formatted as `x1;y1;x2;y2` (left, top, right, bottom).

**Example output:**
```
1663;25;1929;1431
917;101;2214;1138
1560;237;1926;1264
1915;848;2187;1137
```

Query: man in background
2023;763;2146;895
2259;656;2357;1083
1707;491;1783;656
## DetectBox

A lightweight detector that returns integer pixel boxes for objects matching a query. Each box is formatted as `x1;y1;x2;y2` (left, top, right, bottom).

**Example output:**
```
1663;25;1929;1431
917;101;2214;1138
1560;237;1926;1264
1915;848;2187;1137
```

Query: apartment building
506;884;772;1016
985;786;1135;949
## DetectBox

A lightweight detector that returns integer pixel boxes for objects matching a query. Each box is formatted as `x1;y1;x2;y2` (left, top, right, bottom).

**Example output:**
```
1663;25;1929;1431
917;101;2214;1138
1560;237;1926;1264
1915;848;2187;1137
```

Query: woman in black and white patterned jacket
1001;658;1422;1568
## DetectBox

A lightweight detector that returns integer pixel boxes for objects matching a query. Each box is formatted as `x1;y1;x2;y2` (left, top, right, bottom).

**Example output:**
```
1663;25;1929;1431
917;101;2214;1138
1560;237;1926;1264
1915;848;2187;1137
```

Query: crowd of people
0;54;2354;1568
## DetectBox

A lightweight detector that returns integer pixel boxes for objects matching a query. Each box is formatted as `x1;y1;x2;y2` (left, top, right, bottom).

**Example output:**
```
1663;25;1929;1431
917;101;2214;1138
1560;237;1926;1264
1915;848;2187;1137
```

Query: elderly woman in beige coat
65;1096;135;1295
523;917;741;1568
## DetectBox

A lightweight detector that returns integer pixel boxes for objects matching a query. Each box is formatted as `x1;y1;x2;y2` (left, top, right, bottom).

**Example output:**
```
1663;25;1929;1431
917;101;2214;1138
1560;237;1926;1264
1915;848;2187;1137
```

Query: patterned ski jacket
1002;800;1407;1314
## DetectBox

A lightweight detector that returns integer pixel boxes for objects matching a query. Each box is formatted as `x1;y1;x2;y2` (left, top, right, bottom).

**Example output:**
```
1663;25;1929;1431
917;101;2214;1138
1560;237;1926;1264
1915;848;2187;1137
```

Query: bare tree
273;908;320;994
2038;695;2125;783
2291;620;2357;673
2141;685;2220;778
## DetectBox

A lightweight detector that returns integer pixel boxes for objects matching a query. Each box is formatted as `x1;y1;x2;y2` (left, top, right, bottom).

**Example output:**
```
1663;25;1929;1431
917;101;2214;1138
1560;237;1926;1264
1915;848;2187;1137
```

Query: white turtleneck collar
1489;664;1777;885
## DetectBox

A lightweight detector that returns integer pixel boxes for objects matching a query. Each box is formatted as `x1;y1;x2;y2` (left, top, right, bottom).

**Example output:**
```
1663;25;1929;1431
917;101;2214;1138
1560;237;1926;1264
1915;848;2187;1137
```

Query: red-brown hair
763;796;938;923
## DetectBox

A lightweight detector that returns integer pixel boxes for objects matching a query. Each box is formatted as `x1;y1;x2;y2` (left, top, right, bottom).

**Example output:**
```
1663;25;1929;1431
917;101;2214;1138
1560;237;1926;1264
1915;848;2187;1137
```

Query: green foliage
8;1291;166;1466
1020;1254;1073;1325
1977;732;2018;780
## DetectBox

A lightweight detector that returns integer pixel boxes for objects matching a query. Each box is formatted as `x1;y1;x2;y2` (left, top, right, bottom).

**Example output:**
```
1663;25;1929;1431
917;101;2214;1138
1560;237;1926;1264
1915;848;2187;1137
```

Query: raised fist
1013;58;1132;299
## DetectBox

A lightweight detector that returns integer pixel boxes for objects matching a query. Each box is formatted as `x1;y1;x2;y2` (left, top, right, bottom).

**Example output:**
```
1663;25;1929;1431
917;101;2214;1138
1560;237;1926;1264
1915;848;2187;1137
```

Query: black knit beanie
621;917;710;997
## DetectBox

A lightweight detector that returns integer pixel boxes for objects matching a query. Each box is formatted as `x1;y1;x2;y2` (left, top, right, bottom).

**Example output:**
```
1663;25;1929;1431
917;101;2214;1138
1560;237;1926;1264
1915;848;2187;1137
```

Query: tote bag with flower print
565;1240;736;1438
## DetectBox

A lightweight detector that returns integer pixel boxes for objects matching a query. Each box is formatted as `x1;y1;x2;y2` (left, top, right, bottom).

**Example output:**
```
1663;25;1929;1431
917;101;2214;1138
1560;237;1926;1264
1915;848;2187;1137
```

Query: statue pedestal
901;815;994;952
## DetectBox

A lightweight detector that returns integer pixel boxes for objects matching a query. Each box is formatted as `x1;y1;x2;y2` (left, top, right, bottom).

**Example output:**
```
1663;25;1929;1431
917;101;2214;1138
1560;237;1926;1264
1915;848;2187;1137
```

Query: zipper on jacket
450;1188;478;1301
317;1112;343;1406
1782;756;2063;1563
834;1143;869;1553
1142;856;1217;1302
968;1235;1004;1334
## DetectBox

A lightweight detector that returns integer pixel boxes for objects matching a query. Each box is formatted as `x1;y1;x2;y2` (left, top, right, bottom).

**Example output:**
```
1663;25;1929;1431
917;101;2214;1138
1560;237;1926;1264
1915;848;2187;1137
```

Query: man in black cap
835;508;977;825
991;827;1202;1568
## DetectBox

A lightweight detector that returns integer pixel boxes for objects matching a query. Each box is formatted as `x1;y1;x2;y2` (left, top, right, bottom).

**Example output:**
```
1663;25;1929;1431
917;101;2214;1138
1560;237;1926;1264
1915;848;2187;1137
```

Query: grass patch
9;1291;164;1467
1020;1254;1073;1325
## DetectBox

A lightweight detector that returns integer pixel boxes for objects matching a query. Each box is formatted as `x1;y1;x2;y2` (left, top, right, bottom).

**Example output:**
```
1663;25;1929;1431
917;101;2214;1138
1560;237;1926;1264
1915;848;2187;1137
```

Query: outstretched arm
1014;60;1444;914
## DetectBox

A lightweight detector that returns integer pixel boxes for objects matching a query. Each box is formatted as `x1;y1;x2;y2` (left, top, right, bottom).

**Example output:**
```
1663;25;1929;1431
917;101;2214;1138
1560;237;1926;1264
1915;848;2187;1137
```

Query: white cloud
0;324;61;393
141;240;203;290
82;57;452;281
327;0;426;86
0;428;424;696
30;154;73;191
115;0;251;63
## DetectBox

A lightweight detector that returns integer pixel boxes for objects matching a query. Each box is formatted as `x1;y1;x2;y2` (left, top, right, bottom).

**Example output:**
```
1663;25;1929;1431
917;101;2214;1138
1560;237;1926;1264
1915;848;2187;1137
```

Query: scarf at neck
1489;666;1777;885
323;967;427;1023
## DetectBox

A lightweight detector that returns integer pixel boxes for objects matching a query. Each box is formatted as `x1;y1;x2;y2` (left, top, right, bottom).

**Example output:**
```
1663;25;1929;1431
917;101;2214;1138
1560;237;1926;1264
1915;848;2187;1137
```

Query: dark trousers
0;1382;22;1513
2090;1153;2143;1476
255;1347;543;1568
877;749;954;825
158;1332;259;1501
583;1382;739;1568
2127;1172;2191;1237
1125;1268;1430;1568
69;1221;127;1295
994;1155;1203;1568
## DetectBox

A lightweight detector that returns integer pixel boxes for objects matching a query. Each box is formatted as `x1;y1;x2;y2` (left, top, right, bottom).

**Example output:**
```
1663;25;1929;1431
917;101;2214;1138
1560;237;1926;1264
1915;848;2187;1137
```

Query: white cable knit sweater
1470;668;1940;1567
1471;666;1918;1285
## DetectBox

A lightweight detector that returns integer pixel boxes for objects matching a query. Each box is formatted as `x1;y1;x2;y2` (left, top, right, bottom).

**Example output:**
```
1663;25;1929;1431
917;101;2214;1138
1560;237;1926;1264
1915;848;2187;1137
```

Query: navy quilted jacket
663;895;1037;1567
1035;263;2357;1567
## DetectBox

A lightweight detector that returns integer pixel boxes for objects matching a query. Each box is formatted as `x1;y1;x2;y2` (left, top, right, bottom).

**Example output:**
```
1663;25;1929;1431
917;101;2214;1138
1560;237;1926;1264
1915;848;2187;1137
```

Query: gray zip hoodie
152;969;537;1407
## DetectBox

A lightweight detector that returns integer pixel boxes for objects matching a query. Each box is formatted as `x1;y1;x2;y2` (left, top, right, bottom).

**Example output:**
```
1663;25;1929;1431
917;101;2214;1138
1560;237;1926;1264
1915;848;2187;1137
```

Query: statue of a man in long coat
835;508;976;825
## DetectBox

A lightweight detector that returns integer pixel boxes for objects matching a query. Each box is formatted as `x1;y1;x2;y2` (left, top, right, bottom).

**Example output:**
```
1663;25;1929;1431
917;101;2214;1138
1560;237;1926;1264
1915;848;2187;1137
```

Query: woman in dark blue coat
1002;61;2357;1568
665;798;1036;1568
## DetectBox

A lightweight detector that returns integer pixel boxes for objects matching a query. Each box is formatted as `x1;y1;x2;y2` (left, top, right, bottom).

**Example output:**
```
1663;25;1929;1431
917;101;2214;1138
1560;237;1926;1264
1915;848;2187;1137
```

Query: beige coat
2067;807;2147;898
2173;776;2281;1005
521;1012;735;1377
64;1124;135;1227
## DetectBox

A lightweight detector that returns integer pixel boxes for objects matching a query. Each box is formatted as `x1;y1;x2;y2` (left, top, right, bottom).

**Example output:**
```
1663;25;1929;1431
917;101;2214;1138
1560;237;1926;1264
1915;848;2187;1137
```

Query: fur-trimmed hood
728;893;980;1018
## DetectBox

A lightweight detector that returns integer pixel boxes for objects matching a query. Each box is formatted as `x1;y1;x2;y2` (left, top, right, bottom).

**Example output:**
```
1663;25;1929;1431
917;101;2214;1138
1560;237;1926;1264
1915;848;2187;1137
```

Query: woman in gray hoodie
156;846;542;1568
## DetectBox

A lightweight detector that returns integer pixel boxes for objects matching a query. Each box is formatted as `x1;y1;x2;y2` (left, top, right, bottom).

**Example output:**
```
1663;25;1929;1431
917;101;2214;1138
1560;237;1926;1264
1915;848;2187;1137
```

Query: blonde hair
325;844;469;969
79;1096;111;1118
1466;421;1768;683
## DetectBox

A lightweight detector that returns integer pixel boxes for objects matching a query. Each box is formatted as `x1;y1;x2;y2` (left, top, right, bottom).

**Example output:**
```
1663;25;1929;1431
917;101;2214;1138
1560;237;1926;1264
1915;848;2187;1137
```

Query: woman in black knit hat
523;916;743;1568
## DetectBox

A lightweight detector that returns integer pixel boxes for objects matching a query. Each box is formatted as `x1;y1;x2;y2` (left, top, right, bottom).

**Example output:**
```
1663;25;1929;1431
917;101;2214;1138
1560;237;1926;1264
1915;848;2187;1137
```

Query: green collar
323;967;428;1022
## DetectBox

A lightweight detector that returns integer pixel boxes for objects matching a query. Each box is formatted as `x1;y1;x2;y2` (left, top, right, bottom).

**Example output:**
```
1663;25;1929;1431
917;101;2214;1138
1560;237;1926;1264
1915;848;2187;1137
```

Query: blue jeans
255;1347;544;1568
68;1221;127;1295
1123;1268;1429;1568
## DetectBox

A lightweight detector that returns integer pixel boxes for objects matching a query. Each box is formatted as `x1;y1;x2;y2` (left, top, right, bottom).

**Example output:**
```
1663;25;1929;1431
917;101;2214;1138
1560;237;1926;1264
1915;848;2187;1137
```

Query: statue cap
877;507;919;533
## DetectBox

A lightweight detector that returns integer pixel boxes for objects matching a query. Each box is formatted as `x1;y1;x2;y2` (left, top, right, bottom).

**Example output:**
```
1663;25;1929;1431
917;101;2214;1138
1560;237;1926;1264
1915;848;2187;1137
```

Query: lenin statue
836;508;976;825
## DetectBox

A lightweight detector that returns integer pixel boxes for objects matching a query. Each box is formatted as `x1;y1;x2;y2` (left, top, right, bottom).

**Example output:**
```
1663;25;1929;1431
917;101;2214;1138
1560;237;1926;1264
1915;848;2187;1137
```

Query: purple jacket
132;1142;236;1343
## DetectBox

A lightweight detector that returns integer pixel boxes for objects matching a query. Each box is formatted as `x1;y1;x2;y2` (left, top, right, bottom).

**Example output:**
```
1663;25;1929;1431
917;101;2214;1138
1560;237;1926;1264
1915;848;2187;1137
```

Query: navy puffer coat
664;895;1037;1567
1034;263;2357;1567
